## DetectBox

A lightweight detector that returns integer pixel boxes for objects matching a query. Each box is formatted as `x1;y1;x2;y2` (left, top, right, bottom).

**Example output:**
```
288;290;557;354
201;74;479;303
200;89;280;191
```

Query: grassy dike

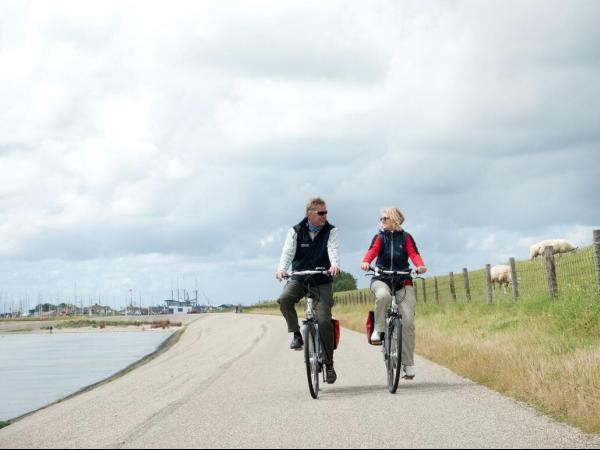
248;292;600;434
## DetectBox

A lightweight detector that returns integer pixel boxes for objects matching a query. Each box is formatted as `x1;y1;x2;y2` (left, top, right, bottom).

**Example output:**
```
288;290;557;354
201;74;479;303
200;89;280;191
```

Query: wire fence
335;230;600;307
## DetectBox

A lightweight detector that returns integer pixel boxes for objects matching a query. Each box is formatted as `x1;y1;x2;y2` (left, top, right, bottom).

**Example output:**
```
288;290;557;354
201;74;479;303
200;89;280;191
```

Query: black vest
374;230;412;286
376;230;410;271
292;218;334;285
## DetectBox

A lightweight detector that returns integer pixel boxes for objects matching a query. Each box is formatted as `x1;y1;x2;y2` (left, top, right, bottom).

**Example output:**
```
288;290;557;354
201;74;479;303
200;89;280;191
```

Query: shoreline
0;325;182;335
0;314;199;335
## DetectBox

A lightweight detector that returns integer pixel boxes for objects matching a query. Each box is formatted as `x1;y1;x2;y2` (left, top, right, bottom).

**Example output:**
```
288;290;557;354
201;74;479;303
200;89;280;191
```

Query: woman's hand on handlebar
360;262;370;271
416;266;427;275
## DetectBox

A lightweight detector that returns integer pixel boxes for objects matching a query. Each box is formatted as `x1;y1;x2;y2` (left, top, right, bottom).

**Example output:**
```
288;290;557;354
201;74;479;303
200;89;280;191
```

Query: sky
1;0;599;311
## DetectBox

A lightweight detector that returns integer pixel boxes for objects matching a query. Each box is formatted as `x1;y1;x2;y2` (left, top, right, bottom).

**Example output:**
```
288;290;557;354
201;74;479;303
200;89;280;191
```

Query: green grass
0;421;10;429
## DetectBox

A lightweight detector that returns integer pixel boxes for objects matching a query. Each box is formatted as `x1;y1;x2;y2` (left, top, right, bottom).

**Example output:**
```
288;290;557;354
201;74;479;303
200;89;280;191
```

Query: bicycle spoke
386;318;402;394
304;324;319;399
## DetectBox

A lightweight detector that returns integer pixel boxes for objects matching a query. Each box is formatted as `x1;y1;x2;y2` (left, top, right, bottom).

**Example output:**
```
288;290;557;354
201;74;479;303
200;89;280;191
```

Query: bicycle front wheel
385;317;402;394
304;324;320;399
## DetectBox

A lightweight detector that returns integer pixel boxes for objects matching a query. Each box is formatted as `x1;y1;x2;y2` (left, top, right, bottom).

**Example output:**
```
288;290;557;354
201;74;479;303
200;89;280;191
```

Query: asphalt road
1;313;599;449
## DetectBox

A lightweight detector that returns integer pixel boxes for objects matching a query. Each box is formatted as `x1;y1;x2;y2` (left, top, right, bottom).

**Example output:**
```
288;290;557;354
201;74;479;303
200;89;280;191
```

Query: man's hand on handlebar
329;265;340;277
276;270;287;281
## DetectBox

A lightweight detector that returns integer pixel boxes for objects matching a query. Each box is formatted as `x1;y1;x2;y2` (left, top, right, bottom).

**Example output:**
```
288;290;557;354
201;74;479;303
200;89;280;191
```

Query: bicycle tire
385;317;402;394
303;324;320;399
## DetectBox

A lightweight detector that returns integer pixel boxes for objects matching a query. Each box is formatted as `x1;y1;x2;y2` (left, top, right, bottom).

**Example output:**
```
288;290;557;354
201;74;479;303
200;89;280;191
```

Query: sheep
490;265;512;294
529;239;578;260
529;242;544;260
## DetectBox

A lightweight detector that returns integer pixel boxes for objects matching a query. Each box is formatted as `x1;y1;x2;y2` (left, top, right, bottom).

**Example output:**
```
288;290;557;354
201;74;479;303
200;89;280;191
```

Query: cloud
1;1;599;308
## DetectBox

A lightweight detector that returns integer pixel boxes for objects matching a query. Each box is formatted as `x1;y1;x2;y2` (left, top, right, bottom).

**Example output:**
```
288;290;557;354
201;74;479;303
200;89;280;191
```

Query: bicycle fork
303;298;324;376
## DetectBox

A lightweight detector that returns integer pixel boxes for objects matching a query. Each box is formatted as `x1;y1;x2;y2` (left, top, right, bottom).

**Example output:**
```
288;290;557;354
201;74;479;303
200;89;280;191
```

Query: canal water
0;331;173;421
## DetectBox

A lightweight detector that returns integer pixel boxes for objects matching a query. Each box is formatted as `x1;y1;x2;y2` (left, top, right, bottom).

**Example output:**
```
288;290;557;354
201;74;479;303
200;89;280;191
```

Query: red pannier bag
332;318;341;350
365;310;380;346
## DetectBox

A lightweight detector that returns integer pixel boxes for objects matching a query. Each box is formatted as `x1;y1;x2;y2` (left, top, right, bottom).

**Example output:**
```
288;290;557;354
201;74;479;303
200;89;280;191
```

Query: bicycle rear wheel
303;324;320;399
385;317;402;394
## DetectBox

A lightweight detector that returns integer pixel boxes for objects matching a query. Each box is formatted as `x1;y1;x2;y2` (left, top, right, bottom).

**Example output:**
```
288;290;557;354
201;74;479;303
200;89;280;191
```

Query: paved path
1;314;599;449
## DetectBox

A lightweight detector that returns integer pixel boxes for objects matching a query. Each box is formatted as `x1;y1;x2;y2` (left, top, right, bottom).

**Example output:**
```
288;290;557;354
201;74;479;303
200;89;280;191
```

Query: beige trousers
370;280;417;366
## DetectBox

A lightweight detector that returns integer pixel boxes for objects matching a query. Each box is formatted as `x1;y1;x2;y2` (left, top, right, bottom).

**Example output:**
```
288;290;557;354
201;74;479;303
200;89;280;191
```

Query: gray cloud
1;1;599;308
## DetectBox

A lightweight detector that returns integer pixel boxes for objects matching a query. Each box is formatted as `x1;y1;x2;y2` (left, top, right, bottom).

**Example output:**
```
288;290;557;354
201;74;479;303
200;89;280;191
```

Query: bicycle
283;268;331;399
367;267;420;394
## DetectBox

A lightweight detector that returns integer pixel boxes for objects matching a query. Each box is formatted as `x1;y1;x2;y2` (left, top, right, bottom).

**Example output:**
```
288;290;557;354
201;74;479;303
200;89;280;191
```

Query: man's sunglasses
312;210;328;216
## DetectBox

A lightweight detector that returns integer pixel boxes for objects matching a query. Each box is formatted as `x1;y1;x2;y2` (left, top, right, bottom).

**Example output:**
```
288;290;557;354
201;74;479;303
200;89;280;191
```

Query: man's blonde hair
382;207;405;231
306;197;326;214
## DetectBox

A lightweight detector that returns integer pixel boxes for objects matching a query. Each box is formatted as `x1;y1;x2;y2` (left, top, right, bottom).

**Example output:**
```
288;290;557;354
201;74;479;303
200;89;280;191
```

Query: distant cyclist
276;197;341;384
360;207;427;380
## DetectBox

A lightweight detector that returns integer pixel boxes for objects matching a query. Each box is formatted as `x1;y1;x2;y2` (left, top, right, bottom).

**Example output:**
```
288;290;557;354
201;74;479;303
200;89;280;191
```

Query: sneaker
370;330;382;345
325;364;337;384
402;365;416;380
290;334;303;350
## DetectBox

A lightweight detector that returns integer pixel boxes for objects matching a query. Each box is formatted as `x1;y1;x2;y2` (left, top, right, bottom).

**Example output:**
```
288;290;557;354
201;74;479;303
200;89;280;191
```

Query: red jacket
362;232;425;268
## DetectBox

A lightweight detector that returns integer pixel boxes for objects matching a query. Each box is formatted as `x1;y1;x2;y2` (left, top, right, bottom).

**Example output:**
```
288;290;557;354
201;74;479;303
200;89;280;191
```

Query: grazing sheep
490;264;512;294
529;242;544;260
529;239;578;260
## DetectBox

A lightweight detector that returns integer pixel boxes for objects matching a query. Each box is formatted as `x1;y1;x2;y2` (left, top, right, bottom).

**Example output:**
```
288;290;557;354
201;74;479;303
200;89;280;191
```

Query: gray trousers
277;280;335;365
370;280;417;367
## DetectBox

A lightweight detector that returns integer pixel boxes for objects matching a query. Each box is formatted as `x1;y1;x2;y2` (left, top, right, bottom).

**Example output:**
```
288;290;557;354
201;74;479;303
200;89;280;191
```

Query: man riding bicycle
276;197;341;384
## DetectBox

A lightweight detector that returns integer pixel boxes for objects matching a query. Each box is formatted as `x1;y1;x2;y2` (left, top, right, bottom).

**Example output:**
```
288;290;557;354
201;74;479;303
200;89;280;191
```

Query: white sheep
529;242;544;260
490;265;512;294
529;239;578;260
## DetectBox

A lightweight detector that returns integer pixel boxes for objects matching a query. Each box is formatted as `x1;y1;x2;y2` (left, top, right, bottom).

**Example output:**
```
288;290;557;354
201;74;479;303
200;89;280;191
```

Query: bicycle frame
367;267;415;393
283;269;331;399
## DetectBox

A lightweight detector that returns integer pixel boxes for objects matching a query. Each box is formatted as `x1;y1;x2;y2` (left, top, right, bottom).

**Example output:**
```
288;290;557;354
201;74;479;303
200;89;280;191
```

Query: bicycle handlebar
366;267;418;277
282;269;332;279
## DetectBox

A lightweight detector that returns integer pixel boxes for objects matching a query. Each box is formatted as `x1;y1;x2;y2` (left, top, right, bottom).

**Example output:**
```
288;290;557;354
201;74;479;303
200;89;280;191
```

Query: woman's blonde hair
381;207;405;231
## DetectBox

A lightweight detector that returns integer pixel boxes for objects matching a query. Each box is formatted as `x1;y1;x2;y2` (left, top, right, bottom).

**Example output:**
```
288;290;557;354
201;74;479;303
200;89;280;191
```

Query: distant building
164;289;200;315
164;300;194;315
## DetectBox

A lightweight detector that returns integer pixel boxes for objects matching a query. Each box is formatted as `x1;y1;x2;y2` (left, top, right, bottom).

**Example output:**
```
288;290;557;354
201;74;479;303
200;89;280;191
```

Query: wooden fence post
421;278;427;304
462;268;471;303
449;272;457;303
434;277;440;304
544;246;558;297
509;257;519;302
594;229;600;298
485;264;493;304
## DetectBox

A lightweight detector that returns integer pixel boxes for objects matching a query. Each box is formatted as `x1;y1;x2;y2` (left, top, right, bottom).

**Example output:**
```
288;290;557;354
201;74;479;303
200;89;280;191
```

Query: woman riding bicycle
360;207;427;380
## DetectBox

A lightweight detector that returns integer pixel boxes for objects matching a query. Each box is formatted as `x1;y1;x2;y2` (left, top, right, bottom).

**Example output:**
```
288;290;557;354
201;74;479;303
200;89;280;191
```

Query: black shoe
325;364;337;384
290;334;303;350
